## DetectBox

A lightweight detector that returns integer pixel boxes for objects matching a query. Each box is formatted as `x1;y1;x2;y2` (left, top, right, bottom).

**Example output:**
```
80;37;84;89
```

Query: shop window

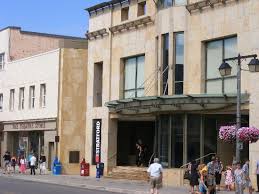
159;115;170;167
0;93;3;111
69;151;80;163
9;89;15;111
121;7;129;21
206;36;237;94
19;87;25;110
162;33;169;95
137;1;146;17
29;85;35;109
174;32;184;94
124;55;145;98
0;53;5;70
93;62;103;107
40;84;46;108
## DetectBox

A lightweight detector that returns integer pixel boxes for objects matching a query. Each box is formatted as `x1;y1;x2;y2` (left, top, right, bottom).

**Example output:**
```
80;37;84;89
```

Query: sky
0;0;107;38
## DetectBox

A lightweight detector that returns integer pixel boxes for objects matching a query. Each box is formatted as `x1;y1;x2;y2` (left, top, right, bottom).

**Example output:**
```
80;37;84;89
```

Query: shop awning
105;93;249;115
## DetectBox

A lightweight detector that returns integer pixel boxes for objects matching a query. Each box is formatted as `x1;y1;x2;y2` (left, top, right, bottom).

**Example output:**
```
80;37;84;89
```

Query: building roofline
85;0;129;15
0;26;86;40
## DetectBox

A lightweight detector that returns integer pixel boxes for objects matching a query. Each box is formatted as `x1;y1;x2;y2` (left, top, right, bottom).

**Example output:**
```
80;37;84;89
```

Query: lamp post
218;54;259;162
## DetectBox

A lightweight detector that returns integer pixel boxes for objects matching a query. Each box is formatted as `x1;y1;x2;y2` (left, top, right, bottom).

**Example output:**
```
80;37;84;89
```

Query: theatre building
0;27;87;173
86;0;259;187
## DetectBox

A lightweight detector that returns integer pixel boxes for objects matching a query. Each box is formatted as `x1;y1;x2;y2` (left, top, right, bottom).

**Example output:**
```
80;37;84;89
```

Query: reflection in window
159;115;169;167
162;33;169;95
187;115;200;162
174;32;184;94
124;56;145;98
206;37;237;94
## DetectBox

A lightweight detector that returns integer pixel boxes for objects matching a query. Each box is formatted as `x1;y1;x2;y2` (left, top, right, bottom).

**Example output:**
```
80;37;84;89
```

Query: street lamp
218;53;259;162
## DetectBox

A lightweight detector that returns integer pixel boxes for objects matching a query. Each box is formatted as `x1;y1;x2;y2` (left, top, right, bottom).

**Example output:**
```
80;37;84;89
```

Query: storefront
2;119;56;168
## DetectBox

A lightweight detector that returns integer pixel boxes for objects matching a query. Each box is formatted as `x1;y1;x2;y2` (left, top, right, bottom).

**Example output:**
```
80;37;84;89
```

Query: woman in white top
19;155;26;174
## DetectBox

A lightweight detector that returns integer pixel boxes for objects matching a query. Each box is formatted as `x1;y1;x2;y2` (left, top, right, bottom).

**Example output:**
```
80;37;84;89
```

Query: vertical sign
92;119;102;164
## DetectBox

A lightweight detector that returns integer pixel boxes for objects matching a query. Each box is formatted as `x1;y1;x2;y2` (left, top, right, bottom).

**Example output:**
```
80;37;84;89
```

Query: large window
137;1;146;16
19;87;25;110
93;62;103;107
162;33;169;95
0;93;3;111
29;86;35;109
206;37;237;94
9;89;15;111
124;56;145;98
174;32;184;94
0;53;4;70
40;84;46;108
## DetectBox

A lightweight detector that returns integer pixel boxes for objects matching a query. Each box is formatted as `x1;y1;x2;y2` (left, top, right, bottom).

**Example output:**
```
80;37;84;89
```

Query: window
29;86;35;109
157;0;173;9
19;87;25;110
174;0;187;6
69;151;80;163
174;32;184;94
9;89;15;111
121;7;129;21
124;56;145;98
93;62;103;107
0;94;3;111
0;53;4;70
162;33;169;95
206;37;237;94
137;1;146;16
40;84;46;108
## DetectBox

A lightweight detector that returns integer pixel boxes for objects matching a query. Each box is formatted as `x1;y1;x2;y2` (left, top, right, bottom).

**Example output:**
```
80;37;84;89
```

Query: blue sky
0;0;106;37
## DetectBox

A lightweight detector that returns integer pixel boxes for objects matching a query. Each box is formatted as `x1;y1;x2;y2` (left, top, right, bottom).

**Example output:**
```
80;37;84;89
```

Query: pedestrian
11;155;17;173
198;165;208;194
190;160;199;194
234;162;245;194
215;156;223;191
147;158;163;194
39;154;46;175
256;159;259;192
225;166;234;191
29;153;37;175
242;159;253;194
207;156;216;194
136;139;144;167
3;151;11;174
19;155;26;174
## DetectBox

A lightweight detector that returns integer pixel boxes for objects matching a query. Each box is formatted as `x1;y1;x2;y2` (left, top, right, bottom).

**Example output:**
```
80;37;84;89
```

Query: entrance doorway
117;121;155;166
48;142;55;169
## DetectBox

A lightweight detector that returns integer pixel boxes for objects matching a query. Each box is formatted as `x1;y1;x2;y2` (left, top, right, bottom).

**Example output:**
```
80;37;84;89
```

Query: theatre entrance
117;121;155;166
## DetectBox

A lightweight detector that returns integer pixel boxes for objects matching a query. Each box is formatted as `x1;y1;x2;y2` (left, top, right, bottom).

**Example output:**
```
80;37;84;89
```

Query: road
0;176;117;194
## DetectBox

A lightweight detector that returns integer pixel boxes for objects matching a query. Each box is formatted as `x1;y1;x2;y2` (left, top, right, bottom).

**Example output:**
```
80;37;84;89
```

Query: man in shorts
147;158;163;194
3;151;11;174
207;156;216;194
242;159;253;194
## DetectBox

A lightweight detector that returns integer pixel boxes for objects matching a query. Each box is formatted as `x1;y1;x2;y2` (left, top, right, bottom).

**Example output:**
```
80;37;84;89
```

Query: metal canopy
105;93;249;115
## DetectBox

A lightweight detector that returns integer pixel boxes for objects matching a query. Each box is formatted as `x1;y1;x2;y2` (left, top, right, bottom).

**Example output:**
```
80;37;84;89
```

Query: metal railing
180;152;216;168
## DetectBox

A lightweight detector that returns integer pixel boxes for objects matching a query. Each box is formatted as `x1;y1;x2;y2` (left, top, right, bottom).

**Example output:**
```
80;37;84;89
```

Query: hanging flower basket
237;127;259;143
219;125;237;143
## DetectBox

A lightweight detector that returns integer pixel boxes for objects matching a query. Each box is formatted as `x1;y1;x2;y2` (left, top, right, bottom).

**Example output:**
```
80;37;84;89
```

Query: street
0;176;116;194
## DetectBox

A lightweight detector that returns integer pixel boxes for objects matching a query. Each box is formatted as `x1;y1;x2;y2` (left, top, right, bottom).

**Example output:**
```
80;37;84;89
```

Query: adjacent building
85;0;259;187
0;27;87;173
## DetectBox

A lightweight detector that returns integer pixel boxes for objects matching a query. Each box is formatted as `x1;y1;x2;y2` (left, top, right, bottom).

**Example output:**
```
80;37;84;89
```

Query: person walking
29;154;36;175
11;155;17;173
136;140;144;167
190;160;199;194
225;166;234;191
19;155;26;174
3;151;11;174
147;158;163;194
207;156;216;194
234;162;245;194
242;159;253;194
256;159;259;192
215;156;223;191
39;154;46;175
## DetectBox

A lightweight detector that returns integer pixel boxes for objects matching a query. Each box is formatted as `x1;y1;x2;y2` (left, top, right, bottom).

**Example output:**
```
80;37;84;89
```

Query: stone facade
86;0;259;187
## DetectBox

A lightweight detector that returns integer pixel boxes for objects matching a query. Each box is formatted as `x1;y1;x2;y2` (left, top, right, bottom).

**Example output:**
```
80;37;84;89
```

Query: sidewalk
0;169;235;194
